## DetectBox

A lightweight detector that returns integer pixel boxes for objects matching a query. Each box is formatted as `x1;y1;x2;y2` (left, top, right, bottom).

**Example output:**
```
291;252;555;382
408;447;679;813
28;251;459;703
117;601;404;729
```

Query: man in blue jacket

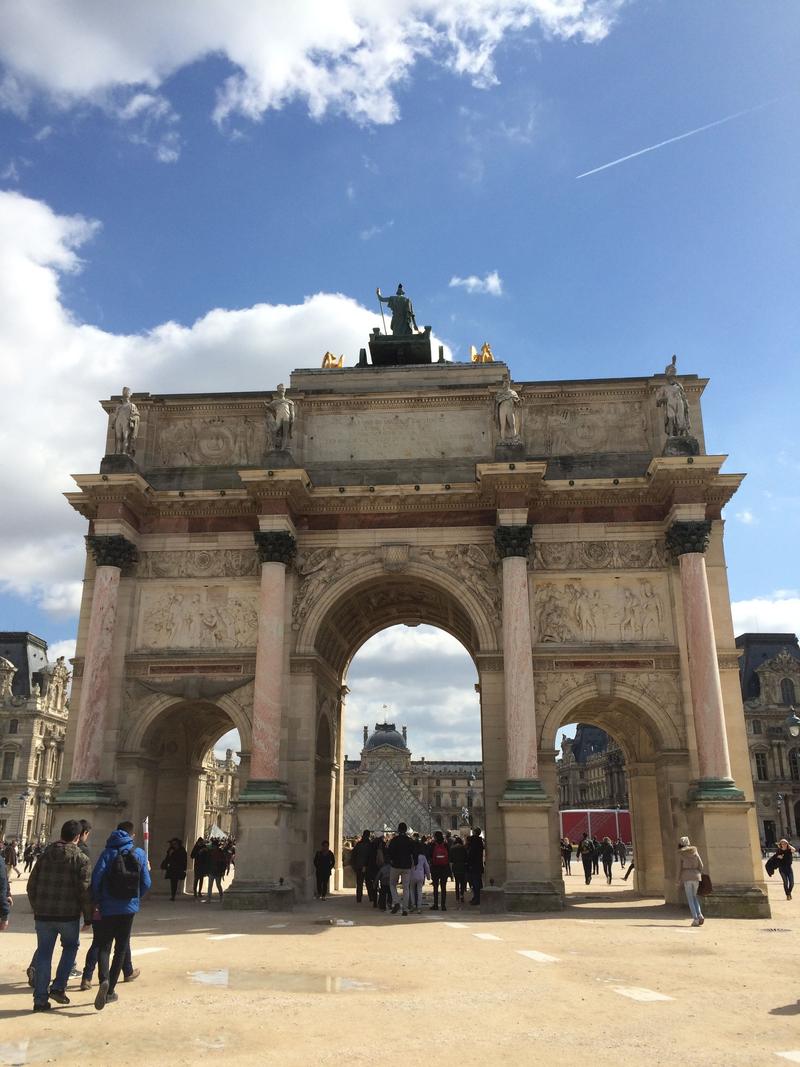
90;821;151;1010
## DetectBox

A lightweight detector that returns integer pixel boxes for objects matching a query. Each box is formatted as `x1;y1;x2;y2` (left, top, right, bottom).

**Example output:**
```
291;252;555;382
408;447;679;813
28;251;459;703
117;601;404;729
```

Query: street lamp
784;707;800;738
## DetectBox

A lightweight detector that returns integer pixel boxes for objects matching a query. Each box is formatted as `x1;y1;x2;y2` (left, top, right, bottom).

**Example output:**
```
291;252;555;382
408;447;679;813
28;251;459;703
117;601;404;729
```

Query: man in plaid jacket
26;819;92;1012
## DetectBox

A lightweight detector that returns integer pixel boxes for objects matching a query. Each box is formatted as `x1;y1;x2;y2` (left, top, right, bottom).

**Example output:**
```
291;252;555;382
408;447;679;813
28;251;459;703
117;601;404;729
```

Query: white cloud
735;509;758;525
112;90;182;162
359;219;393;241
346;625;480;759
732;594;800;638
1;160;20;182
47;638;77;664
449;270;504;296
0;190;456;617
0;2;624;131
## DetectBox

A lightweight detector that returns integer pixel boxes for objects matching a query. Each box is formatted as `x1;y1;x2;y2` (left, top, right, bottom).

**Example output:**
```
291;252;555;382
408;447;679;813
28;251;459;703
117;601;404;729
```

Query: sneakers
32;1002;51;1012
391;903;400;914
691;918;700;926
94;979;110;1011
69;967;80;978
401;910;408;916
80;978;92;991
441;905;447;912
107;992;119;1004
123;968;140;982
698;916;705;925
26;965;35;988
49;988;70;1005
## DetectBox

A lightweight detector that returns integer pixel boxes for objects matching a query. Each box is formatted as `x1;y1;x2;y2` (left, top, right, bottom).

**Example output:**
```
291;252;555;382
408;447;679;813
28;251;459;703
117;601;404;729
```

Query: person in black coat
466;827;485;906
313;840;335;899
350;830;372;903
770;839;797;900
190;837;209;899
161;838;188;901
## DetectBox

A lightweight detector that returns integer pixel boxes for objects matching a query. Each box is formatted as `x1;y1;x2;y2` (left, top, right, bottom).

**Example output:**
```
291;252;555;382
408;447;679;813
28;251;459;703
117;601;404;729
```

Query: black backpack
105;847;141;899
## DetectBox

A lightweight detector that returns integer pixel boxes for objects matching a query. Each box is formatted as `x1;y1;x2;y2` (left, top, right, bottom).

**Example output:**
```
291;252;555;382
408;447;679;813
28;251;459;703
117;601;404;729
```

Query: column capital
665;520;711;559
494;524;533;559
254;530;297;565
86;534;138;569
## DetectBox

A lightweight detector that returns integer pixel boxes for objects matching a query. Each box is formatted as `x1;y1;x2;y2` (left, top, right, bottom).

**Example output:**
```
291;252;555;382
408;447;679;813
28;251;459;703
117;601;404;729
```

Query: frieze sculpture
112;387;140;456
534;579;668;643
415;544;501;619
265;384;295;451
665;520;712;559
292;547;380;631
139;549;259;579
532;540;665;571
494;525;532;559
494;376;522;444
157;416;260;467
140;590;258;649
376;283;418;335
86;534;138;570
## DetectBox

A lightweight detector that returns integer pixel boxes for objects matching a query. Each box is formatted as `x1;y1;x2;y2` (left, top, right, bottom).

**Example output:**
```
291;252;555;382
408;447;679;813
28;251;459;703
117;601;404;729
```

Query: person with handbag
677;835;705;926
771;839;797;900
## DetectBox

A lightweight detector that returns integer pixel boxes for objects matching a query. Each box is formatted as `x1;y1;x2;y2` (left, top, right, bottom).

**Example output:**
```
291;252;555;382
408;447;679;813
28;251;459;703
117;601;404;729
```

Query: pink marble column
495;525;541;791
71;536;137;783
246;531;296;792
668;521;738;794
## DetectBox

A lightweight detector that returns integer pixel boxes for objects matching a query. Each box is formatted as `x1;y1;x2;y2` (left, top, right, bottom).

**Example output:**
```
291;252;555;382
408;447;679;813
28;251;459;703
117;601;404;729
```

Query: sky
0;1;797;761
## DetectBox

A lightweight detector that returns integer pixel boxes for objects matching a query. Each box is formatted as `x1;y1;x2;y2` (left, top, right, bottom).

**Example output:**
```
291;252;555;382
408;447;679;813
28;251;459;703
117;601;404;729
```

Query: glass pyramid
343;761;441;837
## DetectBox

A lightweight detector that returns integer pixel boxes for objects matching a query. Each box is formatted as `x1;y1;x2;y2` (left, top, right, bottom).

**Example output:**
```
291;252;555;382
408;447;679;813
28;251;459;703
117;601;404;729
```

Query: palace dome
364;722;407;751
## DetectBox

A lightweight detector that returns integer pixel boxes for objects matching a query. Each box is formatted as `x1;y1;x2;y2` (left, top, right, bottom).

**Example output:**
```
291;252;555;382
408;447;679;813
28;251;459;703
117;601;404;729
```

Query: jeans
431;870;448;908
33;918;81;1004
581;856;593;884
83;921;133;982
207;872;224;901
602;858;613;881
389;867;413;910
409;877;423;909
97;913;135;995
683;880;703;920
315;872;330;898
780;867;794;896
453;871;467;901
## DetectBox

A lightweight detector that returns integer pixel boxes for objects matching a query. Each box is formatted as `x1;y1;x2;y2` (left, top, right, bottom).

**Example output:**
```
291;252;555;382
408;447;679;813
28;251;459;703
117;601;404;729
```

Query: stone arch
121;690;253;760
541;682;690;901
295;560;500;673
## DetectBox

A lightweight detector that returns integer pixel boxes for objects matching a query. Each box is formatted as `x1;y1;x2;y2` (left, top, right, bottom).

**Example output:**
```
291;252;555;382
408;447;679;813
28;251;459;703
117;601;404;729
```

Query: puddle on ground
0;1038;81;1066
188;969;374;993
313;918;355;926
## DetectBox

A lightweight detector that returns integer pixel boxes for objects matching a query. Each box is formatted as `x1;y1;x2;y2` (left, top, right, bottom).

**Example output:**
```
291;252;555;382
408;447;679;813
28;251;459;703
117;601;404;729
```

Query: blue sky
0;1;797;758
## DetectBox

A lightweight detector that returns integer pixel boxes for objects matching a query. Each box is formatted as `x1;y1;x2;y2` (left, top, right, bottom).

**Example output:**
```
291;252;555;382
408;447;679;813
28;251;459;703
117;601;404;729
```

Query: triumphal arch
56;302;769;916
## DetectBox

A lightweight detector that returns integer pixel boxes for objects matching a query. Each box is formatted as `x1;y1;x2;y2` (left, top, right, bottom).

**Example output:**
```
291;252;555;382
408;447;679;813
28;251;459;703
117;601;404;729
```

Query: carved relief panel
532;539;666;571
139;549;259;579
137;585;259;650
524;401;650;456
532;577;673;644
155;415;266;467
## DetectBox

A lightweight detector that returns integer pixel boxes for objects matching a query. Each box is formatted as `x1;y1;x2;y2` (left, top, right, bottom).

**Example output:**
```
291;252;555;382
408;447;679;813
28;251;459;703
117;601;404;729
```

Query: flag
143;816;150;862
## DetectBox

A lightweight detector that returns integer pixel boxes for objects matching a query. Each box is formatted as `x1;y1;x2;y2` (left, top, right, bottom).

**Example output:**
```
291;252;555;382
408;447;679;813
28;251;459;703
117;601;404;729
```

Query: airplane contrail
575;99;780;179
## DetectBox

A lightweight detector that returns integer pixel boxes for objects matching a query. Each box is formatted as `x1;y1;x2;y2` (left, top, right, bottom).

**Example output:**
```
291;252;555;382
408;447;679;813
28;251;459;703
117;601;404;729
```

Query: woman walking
429;831;451;911
409;845;430;914
160;838;188;900
560;837;572;875
677;835;705;926
449;835;468;908
773;839;797;900
600;836;614;884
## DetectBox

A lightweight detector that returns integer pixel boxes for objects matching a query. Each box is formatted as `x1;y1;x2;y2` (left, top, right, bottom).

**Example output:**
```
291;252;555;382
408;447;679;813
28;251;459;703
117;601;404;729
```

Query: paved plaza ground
1;871;798;1067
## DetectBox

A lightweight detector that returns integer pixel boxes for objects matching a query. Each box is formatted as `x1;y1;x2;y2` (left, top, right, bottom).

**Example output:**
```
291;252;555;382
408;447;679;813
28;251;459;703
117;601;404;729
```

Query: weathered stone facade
737;632;800;846
55;360;768;915
0;634;70;847
557;725;628;810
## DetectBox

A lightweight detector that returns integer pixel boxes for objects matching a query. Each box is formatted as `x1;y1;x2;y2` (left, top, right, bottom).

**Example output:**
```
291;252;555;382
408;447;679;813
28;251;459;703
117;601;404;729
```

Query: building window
435;779;440;786
450;815;458;830
451;779;457;786
781;678;796;706
413;779;418;786
1;752;14;780
8;720;18;735
790;750;800;782
435;792;442;807
752;719;762;735
755;752;769;781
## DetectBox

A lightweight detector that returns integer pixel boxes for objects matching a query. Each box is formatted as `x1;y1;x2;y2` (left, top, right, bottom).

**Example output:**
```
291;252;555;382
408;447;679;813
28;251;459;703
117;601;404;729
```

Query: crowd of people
561;834;631;884
0;820;237;1014
317;824;486;915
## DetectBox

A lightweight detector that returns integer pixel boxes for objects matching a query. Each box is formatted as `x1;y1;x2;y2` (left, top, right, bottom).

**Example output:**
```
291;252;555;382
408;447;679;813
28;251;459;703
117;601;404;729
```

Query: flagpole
143;816;150;864
376;287;387;335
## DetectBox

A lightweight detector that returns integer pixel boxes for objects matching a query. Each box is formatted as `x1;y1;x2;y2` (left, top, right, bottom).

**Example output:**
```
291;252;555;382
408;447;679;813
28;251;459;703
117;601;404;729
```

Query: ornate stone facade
557;725;628;809
0;634;69;847
738;632;800;845
58;359;767;916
